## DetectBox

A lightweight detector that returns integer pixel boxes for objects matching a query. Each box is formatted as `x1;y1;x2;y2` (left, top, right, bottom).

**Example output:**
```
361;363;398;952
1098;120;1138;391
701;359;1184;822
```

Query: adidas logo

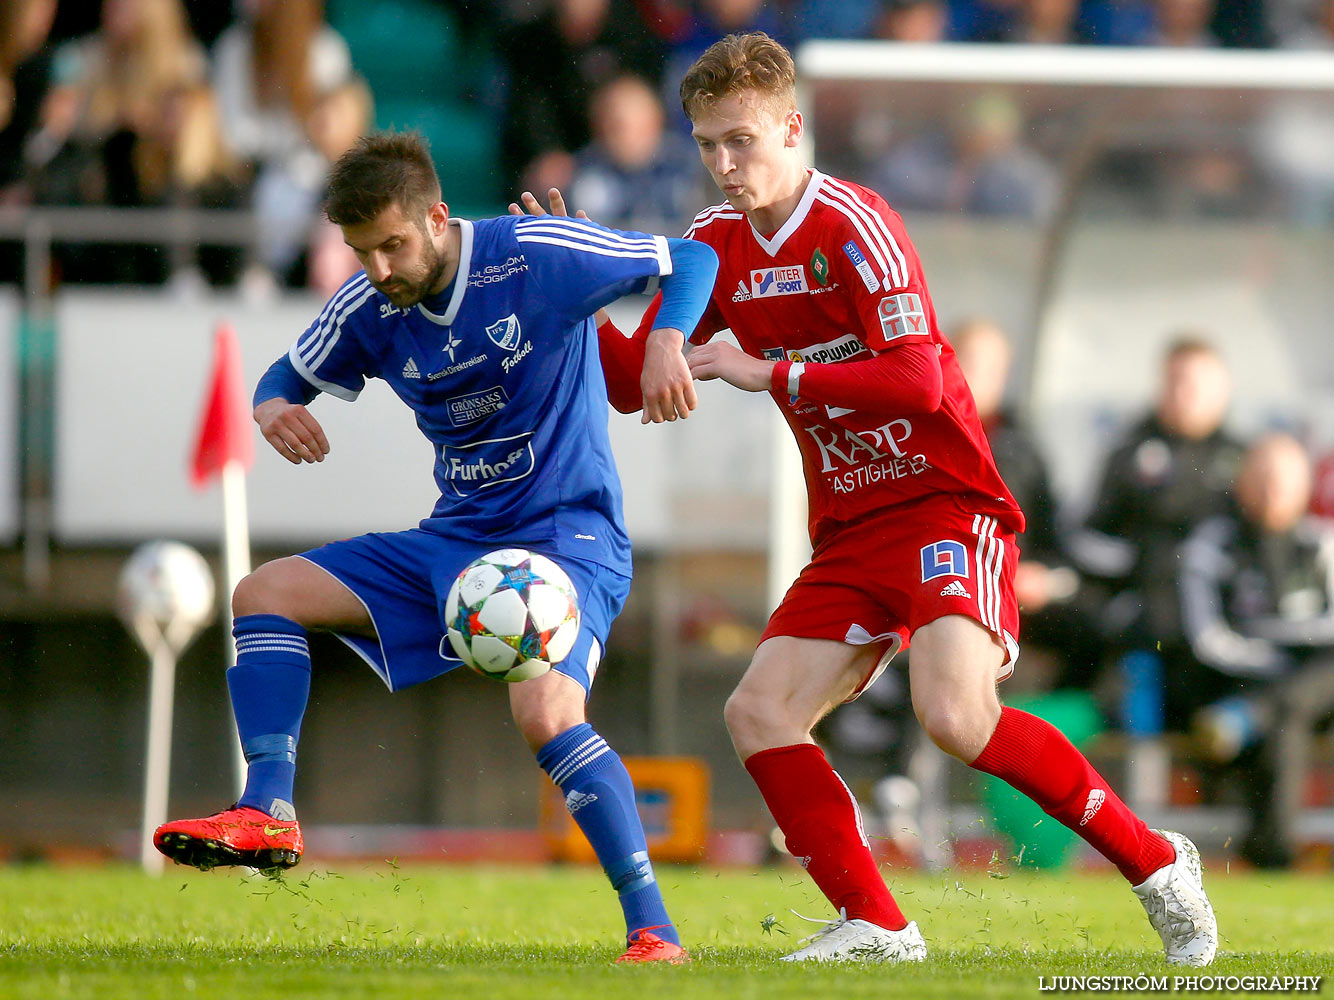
939;579;971;599
565;790;599;815
402;357;420;379
731;279;752;302
1079;788;1106;827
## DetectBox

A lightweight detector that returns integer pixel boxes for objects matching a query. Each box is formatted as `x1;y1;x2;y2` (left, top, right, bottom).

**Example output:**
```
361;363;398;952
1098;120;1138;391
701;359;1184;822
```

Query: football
445;548;581;682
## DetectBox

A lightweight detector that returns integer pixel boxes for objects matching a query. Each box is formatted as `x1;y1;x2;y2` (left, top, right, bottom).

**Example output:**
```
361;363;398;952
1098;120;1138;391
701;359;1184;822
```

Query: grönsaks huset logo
445;386;509;427
485;314;522;351
441;432;534;496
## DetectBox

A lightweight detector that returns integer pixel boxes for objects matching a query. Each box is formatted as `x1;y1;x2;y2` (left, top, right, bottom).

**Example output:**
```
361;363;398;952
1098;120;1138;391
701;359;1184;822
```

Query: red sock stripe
745;743;907;931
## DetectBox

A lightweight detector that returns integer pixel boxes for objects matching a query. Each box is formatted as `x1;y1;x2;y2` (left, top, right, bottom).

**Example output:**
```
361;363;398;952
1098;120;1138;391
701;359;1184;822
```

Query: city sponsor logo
468;255;528;288
440;431;534;496
921;540;969;582
785;333;872;366
842;241;880;293
1079;788;1106;826
750;265;808;299
878;293;927;341
501;340;533;373
485;313;523;351
731;279;752;302
445;385;509;427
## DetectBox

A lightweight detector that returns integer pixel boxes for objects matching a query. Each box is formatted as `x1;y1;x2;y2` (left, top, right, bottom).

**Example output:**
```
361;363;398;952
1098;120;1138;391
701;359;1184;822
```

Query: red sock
971;707;1174;884
745;743;907;930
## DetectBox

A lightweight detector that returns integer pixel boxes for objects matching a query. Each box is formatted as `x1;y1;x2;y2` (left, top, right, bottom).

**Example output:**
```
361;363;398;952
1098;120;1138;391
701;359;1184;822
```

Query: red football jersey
685;169;1023;545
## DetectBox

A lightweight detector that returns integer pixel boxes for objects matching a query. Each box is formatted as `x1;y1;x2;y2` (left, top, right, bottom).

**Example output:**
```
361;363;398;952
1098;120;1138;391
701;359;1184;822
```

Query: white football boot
780;908;928;963
1132;830;1218;966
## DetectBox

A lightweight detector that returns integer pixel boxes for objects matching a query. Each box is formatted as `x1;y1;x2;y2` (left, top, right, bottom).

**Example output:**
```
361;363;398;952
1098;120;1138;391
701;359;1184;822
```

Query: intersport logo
750;265;808;298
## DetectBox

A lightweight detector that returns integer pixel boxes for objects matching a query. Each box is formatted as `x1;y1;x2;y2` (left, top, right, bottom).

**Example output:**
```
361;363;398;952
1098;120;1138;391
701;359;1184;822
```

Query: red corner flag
190;321;254;488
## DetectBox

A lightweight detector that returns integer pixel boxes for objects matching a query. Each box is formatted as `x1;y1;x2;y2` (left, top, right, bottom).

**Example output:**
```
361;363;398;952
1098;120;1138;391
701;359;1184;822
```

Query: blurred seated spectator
306;78;376;299
873;92;1056;219
567;74;702;236
1275;0;1334;47
783;0;881;42
1176;433;1334;867
30;0;209;284
1073;336;1245;733
1139;0;1220;44
873;0;948;41
212;0;354;289
135;83;250;289
951;319;1107;689
498;0;665;198
0;0;58;200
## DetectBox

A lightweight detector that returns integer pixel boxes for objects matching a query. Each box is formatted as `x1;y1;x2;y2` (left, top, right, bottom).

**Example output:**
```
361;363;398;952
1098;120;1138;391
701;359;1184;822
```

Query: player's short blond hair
679;32;797;123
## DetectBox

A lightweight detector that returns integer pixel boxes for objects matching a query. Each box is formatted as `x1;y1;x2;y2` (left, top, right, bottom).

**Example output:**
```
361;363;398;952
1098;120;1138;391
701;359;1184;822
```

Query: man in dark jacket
1178;433;1334;867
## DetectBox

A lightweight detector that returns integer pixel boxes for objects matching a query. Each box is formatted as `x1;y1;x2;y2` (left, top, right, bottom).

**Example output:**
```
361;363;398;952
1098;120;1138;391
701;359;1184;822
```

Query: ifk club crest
486;314;522;351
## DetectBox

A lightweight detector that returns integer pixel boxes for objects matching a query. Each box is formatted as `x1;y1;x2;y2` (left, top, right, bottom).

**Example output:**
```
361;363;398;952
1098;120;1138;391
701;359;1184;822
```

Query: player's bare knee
915;700;993;761
724;687;794;756
231;560;302;619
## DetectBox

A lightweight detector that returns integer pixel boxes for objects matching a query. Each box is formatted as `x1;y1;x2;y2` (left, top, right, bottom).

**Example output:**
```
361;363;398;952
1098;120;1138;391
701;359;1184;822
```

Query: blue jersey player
154;133;716;965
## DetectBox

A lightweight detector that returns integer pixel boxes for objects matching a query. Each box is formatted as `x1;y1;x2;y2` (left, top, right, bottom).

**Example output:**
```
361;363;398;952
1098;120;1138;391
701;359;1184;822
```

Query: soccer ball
117;540;215;652
445;548;580;682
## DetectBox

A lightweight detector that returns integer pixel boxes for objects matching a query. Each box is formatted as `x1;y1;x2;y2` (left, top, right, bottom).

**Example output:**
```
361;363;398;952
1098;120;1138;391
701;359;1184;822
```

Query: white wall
50;292;775;549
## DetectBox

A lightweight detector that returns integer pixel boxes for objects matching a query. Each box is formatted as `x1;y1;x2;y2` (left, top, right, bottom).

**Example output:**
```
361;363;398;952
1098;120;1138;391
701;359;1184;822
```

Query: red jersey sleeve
596;291;726;413
833;187;934;353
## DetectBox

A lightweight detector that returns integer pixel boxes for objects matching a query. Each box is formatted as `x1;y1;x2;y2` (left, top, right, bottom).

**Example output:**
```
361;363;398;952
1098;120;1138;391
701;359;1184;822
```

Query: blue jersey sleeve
512;216;673;324
254;354;320;408
286;273;378;400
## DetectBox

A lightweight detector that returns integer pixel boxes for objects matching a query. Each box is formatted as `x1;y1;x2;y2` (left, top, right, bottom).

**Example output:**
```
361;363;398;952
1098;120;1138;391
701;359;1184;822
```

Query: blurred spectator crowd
3;0;1333;295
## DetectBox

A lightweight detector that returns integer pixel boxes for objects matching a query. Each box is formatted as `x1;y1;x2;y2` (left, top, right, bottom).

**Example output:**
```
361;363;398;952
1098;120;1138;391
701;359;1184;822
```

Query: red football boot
154;805;303;871
615;928;691;964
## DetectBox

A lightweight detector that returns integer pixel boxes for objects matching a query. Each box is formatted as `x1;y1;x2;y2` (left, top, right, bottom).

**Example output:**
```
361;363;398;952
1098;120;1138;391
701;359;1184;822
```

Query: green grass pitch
3;861;1331;998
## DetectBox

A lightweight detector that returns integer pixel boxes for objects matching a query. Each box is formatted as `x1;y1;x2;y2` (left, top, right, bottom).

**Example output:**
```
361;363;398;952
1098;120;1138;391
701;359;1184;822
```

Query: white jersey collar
748;169;824;258
415;218;473;326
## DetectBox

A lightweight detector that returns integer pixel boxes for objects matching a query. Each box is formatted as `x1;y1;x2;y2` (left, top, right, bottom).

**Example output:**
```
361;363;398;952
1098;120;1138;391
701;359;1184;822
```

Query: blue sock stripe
236;639;310;657
237;632;310;646
242;733;298;764
550;737;611;785
545;732;601;780
608;851;656;895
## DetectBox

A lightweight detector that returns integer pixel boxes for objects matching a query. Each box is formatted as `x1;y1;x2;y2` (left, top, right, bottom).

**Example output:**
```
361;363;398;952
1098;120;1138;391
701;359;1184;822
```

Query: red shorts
761;495;1021;699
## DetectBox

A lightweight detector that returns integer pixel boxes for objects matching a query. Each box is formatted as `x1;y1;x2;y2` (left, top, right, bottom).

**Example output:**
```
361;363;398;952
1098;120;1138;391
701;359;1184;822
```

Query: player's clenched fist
254;398;330;464
687;340;775;392
640;328;697;423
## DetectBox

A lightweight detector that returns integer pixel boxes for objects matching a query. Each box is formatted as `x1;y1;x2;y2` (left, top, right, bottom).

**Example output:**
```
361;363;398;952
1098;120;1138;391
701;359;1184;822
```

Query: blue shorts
297;528;630;695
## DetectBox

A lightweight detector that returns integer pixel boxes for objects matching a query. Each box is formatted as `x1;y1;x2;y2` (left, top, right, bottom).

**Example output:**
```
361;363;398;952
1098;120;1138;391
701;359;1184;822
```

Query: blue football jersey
285;214;675;576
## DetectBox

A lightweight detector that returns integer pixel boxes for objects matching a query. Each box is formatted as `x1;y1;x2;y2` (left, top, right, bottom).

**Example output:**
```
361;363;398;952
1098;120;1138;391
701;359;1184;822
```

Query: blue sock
229;614;311;820
537;724;679;947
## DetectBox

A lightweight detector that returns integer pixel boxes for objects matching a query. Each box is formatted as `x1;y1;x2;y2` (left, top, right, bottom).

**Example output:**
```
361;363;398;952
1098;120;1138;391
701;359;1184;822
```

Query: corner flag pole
190;321;255;798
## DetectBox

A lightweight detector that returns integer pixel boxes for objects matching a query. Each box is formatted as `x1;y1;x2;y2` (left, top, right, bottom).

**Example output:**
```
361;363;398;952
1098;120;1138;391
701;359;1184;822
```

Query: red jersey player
524;32;1217;966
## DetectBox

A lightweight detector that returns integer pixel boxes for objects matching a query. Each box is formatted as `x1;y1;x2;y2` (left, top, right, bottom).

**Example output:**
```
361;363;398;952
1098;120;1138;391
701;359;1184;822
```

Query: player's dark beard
379;234;451;308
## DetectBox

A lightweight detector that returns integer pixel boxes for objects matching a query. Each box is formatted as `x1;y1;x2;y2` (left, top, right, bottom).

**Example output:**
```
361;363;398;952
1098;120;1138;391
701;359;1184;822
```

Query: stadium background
1;0;1332;871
